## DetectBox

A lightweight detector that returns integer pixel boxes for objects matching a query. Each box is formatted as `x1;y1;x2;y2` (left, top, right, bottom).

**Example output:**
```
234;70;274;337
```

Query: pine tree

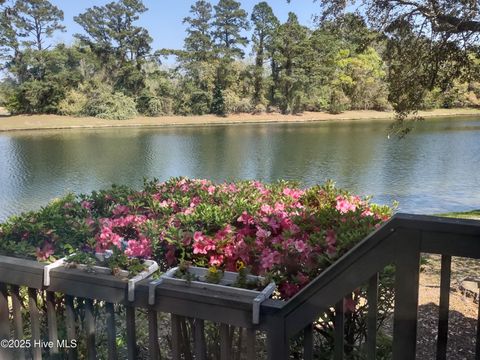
272;13;309;114
183;0;214;62
212;0;249;61
251;2;279;105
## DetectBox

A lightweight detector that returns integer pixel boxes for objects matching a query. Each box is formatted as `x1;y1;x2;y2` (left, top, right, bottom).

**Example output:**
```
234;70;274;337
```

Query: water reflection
0;117;479;220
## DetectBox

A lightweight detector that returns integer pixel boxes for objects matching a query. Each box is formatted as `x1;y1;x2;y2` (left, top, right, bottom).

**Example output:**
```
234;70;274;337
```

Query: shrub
252;103;266;114
0;178;395;358
328;88;350;114
57;89;88;116
84;91;137;120
0;178;392;299
137;91;172;116
210;84;226;116
190;90;212;115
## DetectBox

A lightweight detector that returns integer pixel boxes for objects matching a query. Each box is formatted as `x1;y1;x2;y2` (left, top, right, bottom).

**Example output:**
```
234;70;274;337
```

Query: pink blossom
294;240;307;253
260;204;272;214
125;236;152;258
335;196;357;214
260;250;281;270
256;227;271;239
112;205;130;216
209;254;224;267
283;188;305;200
193;232;216;254
237;212;254;225
279;282;300;299
81;201;93;210
362;208;373;217
36;242;54;261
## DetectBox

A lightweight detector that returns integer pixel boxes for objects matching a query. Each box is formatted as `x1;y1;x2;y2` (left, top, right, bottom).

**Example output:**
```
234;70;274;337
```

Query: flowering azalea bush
0;178;392;300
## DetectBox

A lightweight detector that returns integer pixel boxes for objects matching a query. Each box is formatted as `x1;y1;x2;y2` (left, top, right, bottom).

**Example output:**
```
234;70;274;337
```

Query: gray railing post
266;316;288;360
392;228;421;360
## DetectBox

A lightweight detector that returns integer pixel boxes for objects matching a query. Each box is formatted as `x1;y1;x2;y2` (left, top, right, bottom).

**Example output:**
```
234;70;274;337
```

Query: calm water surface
1;117;479;220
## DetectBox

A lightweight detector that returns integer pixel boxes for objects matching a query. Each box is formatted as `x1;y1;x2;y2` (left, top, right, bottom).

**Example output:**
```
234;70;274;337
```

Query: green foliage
251;2;279;105
57;89;88;116
212;0;249;60
84;91;137;120
328;87;350;114
183;1;214;62
137;90;172;117
210;82;226;116
1;0;478;118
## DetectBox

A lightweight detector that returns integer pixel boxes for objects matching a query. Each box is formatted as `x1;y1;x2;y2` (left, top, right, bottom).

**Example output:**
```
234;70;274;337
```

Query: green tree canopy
183;0;214;62
212;0;250;60
251;1;279;104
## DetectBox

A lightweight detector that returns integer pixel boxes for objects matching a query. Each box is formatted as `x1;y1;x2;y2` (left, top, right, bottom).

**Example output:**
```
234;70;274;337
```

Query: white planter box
149;266;276;324
44;254;159;301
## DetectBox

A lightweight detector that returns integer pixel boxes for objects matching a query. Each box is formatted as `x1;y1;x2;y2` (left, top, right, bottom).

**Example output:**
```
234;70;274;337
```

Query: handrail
261;213;480;342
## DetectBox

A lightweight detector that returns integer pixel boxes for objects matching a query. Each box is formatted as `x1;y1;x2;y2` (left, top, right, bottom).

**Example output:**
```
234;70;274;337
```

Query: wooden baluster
181;318;193;360
220;324;232;360
476;284;480;359
105;303;117;360
392;230;421;360
193;318;206;360
171;314;182;360
436;255;451;360
0;283;12;360
148;308;160;360
246;328;256;360
126;305;136;360
367;273;379;360
65;295;78;360
84;299;96;360
46;292;59;356
28;288;42;360
334;299;344;360
10;286;25;360
303;324;314;360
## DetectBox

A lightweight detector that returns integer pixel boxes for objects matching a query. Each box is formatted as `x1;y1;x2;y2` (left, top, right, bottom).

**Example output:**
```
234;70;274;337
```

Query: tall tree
74;0;153;95
300;0;480;116
273;12;309;113
251;2;279;105
183;0;214;62
212;0;249;60
13;0;65;51
74;0;152;64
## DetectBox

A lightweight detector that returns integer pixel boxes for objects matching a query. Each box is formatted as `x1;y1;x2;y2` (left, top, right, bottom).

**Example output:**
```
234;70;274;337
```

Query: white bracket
43;257;67;286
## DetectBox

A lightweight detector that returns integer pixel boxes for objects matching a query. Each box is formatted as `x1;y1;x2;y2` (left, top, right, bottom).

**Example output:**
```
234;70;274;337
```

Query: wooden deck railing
0;213;479;359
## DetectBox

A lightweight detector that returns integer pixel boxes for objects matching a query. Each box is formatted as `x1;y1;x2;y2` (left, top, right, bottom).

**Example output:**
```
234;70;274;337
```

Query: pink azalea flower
294;240;307;253
283;188;305;200
36;242;54;261
81;201;93;210
335;196;357;214
237;212;254;225
209;254;224;267
112;205;130;216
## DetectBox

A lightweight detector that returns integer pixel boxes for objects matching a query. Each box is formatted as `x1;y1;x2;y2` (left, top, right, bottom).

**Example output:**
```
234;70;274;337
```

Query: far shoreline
0;108;480;133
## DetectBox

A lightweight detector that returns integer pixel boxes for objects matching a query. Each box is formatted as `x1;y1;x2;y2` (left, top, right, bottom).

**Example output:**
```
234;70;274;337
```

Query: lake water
1;117;479;220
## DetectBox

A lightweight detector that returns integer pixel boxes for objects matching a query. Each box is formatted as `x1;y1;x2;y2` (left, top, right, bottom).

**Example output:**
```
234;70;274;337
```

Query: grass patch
437;210;480;219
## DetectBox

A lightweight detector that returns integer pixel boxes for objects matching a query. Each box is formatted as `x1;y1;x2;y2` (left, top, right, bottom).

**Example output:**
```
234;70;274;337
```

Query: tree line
0;0;479;120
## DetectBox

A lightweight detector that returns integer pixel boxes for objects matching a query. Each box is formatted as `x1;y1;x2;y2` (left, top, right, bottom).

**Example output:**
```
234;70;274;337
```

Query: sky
48;0;321;55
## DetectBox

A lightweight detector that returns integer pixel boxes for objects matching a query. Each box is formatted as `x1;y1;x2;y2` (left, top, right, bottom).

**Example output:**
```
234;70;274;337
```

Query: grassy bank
438;210;480;219
1;108;480;132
